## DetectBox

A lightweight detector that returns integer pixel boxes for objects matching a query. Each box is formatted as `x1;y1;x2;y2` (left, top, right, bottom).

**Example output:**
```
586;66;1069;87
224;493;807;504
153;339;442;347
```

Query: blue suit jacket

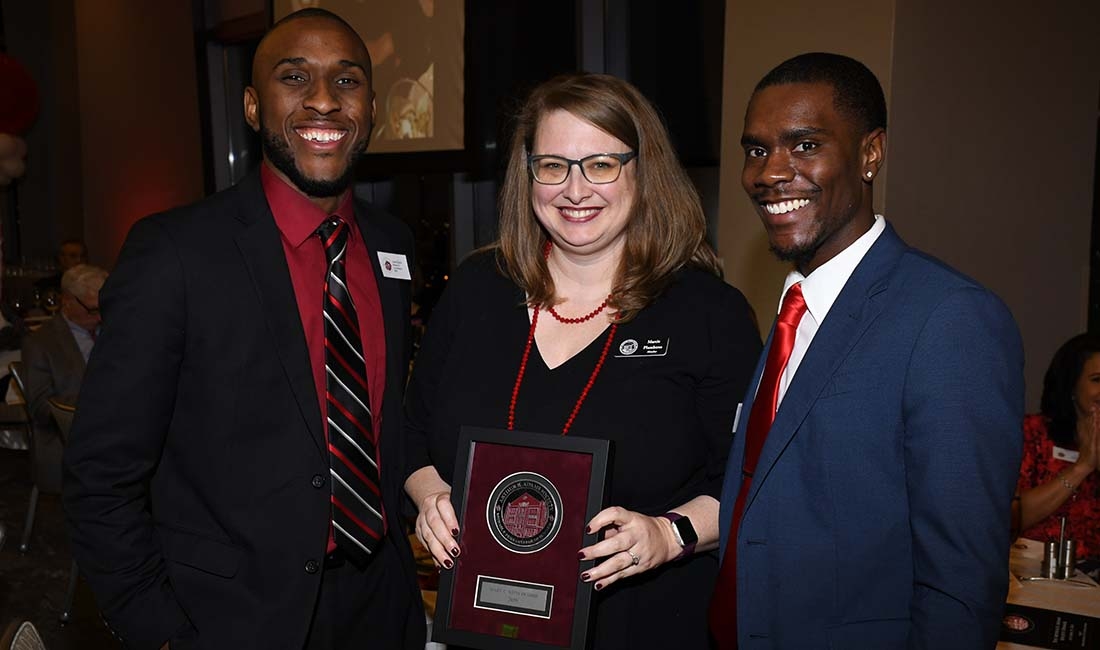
717;224;1023;649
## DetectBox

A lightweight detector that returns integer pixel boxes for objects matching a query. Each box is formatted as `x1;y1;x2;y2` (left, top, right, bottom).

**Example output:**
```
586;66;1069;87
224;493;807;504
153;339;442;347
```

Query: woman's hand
576;506;680;591
414;490;461;569
405;466;460;569
1077;407;1100;474
1021;410;1100;531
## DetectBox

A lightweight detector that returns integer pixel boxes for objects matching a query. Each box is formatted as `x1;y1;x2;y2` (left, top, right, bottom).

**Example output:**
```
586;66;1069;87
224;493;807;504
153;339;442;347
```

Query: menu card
1001;603;1100;649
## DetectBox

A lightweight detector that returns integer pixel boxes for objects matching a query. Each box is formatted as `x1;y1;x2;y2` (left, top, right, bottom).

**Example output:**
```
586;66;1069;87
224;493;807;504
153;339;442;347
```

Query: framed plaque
433;426;611;650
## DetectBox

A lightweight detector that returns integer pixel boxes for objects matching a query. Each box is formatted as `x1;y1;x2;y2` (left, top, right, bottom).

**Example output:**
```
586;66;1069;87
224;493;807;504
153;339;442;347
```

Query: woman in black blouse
404;73;761;648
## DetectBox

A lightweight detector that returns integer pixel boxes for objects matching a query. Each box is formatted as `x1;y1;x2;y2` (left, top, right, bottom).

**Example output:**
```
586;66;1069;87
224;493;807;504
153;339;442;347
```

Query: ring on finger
627;549;640;566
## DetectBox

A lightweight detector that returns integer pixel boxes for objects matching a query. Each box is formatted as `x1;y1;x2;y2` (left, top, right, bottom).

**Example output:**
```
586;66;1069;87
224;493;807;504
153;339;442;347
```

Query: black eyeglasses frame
72;294;100;316
527;151;638;185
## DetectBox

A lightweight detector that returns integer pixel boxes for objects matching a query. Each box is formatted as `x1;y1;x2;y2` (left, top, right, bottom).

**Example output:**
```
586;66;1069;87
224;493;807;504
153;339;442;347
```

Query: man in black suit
63;9;424;650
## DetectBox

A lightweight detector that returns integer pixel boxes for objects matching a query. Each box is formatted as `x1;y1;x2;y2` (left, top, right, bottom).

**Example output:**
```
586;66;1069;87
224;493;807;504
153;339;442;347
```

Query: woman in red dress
1017;333;1100;567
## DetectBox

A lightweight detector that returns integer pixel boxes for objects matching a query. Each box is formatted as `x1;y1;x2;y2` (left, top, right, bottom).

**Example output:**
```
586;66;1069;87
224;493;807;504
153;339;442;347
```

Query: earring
865;171;873;178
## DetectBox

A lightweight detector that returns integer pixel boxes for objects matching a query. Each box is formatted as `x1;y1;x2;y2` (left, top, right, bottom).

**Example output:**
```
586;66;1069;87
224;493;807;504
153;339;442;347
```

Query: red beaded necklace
547;297;611;324
541;240;613;325
507;307;618;435
507;241;617;435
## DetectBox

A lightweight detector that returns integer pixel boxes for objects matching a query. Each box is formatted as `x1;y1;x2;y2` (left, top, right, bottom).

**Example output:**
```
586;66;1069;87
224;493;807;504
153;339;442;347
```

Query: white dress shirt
774;215;886;407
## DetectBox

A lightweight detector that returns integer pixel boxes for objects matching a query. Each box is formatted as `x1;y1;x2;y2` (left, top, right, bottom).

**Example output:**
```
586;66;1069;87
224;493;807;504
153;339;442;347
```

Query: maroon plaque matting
433;426;611;650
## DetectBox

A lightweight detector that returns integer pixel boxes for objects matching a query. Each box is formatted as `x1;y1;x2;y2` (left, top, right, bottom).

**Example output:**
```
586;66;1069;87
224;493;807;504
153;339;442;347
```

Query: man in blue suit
709;53;1024;649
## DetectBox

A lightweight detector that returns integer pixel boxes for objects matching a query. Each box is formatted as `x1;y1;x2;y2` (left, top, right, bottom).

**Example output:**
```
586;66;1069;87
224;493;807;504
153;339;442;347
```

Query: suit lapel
353;202;402;413
232;173;326;458
54;316;88;374
353;201;410;515
743;225;908;513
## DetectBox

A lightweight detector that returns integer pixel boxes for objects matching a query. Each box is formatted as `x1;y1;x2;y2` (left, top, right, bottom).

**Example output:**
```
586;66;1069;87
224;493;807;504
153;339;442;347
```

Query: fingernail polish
577;551;585;560
585;526;592;534
452;528;460;536
451;547;460;557
594;583;603;591
581;573;590;581
443;559;453;569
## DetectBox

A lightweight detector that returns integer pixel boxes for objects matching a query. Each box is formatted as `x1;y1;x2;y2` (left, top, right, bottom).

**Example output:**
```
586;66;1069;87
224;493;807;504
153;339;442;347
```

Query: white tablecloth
998;538;1100;649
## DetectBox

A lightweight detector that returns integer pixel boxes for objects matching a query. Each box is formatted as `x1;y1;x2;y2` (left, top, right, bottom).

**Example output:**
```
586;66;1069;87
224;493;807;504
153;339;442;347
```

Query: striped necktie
317;216;384;564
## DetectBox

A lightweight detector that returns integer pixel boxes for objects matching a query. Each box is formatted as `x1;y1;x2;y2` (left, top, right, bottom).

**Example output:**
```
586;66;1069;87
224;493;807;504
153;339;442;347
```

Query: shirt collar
781;214;886;323
261;162;357;248
62;313;96;338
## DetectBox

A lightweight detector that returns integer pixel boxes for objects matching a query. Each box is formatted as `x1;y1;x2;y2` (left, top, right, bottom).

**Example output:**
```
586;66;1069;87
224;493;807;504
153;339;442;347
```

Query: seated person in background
21;264;106;490
1017;333;1100;571
33;238;88;295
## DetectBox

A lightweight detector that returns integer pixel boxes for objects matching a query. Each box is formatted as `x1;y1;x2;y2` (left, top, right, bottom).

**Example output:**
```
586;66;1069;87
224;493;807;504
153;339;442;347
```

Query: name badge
614;337;670;358
1053;445;1079;463
377;252;412;280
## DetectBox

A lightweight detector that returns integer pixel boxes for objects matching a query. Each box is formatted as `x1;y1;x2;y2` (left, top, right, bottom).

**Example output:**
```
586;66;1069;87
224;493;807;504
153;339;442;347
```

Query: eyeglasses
527;151;637;185
73;294;100;316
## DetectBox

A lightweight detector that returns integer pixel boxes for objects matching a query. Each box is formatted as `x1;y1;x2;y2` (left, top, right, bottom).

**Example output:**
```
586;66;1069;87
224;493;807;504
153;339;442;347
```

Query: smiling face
244;16;374;211
1073;353;1100;424
741;82;884;274
530;110;637;261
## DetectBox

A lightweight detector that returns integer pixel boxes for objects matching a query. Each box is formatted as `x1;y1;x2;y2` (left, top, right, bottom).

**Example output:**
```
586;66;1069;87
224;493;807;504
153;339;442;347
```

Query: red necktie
318;217;385;565
709;283;807;648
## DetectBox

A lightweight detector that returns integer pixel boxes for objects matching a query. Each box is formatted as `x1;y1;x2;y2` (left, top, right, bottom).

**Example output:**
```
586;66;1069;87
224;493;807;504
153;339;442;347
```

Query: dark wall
626;0;725;167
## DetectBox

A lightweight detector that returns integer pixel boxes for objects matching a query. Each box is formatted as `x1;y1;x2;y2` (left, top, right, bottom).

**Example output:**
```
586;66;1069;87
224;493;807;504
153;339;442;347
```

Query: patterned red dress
1016;414;1100;558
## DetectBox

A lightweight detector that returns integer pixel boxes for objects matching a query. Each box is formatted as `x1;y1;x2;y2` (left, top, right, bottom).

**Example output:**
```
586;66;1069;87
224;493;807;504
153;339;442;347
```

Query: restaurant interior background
0;0;1097;411
0;0;1096;646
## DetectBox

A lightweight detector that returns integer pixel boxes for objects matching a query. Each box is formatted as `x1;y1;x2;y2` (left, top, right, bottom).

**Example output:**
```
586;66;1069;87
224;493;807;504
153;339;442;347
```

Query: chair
46;399;75;444
0;365;29;450
7;361;39;554
46;398;80;624
8;362;80;624
0;620;47;650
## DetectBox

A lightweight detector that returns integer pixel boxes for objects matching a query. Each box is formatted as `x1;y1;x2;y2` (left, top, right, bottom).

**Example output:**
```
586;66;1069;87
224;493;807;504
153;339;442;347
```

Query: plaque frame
433;426;611;650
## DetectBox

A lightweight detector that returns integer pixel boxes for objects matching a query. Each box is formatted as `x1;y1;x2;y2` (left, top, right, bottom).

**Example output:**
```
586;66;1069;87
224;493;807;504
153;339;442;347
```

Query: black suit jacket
63;172;424;649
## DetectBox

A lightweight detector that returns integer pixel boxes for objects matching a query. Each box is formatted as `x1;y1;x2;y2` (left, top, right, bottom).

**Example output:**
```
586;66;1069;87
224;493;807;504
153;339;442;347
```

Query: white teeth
763;199;810;215
561;208;599;219
297;129;346;143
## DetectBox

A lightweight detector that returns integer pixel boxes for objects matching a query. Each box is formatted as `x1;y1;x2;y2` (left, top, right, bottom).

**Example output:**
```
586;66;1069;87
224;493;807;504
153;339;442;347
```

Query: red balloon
0;53;40;135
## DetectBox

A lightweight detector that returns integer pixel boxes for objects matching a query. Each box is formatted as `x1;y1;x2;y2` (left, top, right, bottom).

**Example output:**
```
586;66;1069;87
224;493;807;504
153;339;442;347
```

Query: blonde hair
496;73;720;323
61;264;108;299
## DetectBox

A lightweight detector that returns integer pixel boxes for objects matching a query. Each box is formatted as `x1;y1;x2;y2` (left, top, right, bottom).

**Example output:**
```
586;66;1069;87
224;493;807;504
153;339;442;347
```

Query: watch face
673;517;698;546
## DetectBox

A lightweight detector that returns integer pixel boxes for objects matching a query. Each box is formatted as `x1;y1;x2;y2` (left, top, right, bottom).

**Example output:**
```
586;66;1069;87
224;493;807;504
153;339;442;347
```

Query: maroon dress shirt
261;163;386;552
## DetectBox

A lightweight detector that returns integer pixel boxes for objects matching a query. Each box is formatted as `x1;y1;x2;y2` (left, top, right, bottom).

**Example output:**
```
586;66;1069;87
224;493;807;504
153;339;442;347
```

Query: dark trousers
305;540;422;650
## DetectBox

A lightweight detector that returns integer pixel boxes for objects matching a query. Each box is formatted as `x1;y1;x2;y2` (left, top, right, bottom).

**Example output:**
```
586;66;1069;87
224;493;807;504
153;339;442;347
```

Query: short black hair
755;52;887;135
255;9;367;86
1040;333;1100;447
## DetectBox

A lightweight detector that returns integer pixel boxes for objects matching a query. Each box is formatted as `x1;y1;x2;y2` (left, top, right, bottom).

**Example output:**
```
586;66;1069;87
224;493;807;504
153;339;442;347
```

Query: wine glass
43;290;59;315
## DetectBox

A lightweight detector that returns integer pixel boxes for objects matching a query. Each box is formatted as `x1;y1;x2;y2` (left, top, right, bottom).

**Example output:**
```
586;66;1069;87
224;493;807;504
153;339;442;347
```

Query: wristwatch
659;512;698;560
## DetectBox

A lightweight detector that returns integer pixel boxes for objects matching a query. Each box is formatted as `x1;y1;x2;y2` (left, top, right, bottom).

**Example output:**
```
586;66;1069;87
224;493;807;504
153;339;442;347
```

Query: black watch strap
659;512;698;559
